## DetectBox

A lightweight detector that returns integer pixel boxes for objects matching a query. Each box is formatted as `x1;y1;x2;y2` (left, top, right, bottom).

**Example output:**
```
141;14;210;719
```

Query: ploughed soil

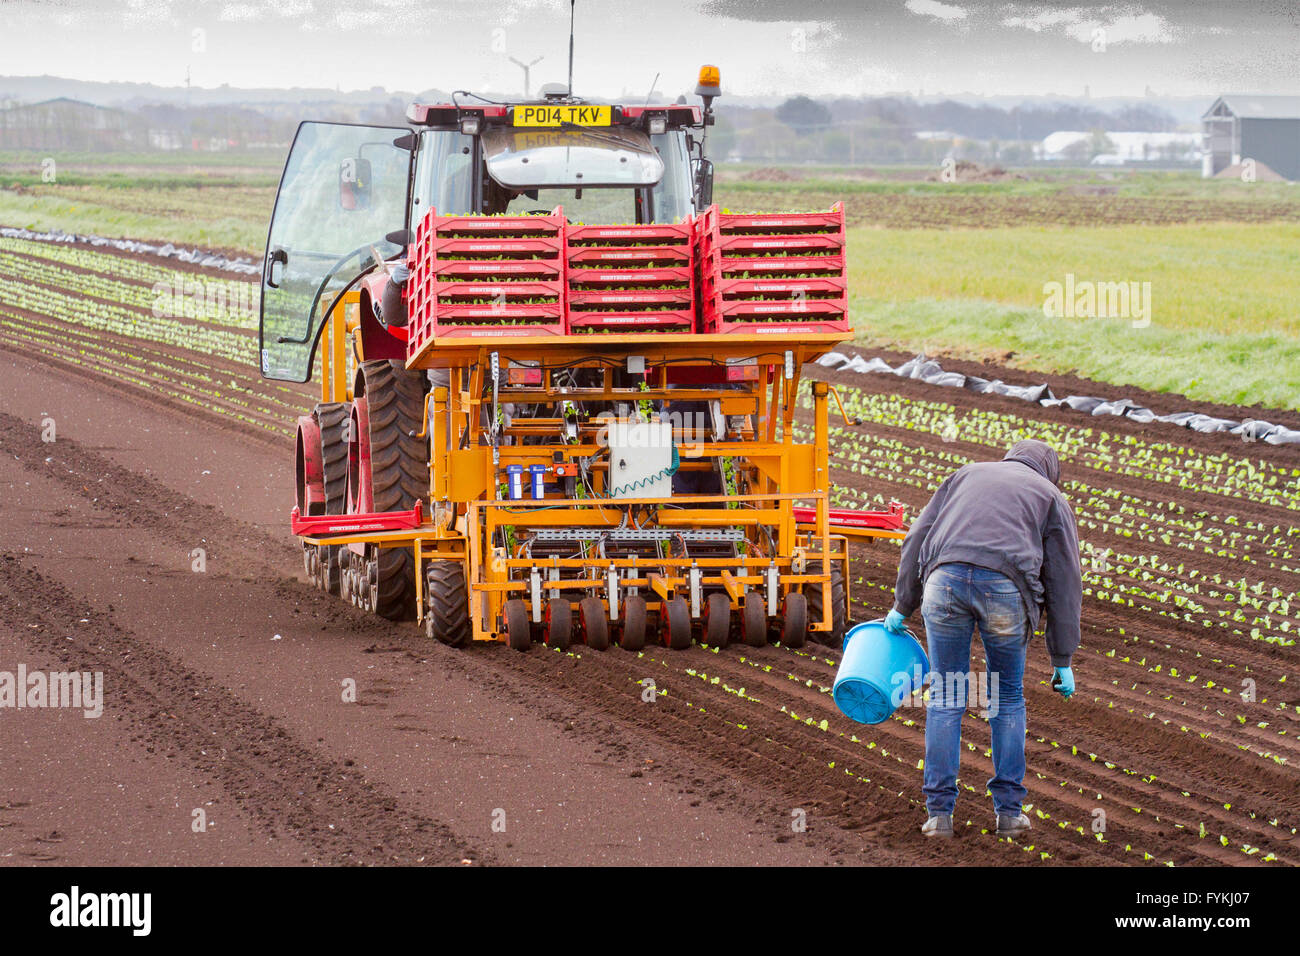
1;266;1298;865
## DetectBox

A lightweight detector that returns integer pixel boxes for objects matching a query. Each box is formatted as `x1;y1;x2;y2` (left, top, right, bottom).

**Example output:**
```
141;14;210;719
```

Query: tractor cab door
259;121;414;382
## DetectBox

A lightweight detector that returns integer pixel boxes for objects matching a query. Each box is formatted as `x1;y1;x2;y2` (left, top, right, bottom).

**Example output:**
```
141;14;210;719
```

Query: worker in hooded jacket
885;439;1081;839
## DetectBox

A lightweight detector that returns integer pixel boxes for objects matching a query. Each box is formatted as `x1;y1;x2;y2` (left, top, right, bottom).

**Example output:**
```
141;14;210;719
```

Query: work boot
921;814;953;838
996;812;1032;836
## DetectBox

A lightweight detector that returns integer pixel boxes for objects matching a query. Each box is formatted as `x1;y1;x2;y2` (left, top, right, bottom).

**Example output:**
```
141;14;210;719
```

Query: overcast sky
4;0;1297;98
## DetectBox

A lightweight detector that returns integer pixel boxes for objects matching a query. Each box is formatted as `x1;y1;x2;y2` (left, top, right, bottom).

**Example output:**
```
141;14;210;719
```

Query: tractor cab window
493;128;694;224
649;130;693;222
259;121;412;383
411;129;475;223
502;187;636;224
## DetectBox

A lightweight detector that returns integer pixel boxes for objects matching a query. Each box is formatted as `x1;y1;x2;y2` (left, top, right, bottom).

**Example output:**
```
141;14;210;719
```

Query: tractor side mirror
339;156;373;211
695;158;714;209
385;228;413;249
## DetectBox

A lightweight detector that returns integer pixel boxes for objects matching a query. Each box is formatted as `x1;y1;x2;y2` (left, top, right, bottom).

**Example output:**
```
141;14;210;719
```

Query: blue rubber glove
884;609;906;634
1052;666;1075;699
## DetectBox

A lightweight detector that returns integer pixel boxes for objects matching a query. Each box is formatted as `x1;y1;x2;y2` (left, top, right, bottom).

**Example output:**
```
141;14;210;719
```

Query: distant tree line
0;97;409;152
712;96;1183;165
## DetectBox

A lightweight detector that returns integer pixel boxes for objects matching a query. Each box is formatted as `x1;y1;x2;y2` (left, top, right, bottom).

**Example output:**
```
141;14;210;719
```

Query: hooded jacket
891;439;1082;666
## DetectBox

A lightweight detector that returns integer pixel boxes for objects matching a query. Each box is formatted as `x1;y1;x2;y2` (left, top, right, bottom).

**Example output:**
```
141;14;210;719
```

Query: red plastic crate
700;251;846;277
428;235;562;257
407;208;567;350
431;301;566;338
434;279;564;301
567;310;695;333
702;274;846;299
694;203;849;334
565;266;694;287
434;259;561;280
426;212;565;236
568;288;691;307
696;203;844;239
566;245;691;268
564;217;696;335
567;221;693;245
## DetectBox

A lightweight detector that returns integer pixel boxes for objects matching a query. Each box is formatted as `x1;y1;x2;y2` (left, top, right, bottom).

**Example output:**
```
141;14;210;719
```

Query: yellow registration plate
513;104;612;127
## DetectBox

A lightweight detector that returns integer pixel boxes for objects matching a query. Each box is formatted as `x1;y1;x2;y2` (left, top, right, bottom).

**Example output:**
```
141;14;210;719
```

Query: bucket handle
845;616;919;652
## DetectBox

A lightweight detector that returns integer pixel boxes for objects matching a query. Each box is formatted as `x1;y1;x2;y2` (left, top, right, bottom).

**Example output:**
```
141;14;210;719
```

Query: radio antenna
566;0;576;96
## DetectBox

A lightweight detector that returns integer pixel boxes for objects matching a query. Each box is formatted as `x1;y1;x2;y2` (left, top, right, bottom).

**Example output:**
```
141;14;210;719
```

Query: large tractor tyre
314;401;350;595
425;560;471;648
356;360;429;620
806;563;848;648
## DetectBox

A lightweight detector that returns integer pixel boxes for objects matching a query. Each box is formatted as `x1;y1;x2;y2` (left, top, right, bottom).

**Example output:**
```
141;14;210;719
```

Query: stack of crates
405;208;566;352
564;221;695;334
695;202;849;335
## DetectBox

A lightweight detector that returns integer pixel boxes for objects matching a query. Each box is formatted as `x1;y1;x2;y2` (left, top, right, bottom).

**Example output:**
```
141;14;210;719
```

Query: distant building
148;128;183;150
0;97;146;151
1202;95;1300;181
1038;130;1200;164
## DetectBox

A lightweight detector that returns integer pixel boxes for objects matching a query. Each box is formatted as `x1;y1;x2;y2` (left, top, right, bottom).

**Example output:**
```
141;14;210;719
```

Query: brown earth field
1;254;1298;867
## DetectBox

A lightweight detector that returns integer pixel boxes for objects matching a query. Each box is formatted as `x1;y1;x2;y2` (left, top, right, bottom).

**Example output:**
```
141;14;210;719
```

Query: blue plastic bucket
832;619;929;724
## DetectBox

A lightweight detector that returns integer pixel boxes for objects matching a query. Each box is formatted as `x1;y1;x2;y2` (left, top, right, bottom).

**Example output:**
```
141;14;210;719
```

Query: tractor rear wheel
425;560;471;648
703;592;731;648
807;563;848;648
314;401;349;595
355;360;428;620
620;595;647;651
503;598;531;652
742;590;767;647
782;592;808;648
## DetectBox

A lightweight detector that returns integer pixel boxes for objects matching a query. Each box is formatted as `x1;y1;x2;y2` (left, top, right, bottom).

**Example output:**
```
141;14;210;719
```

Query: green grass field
0;150;278;251
845;221;1300;409
2;151;1297;408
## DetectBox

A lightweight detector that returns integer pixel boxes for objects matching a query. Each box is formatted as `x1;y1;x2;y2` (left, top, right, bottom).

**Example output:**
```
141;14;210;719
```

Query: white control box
607;421;674;499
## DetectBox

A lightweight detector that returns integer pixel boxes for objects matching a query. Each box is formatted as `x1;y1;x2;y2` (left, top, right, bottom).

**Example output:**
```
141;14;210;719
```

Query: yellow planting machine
258;66;904;652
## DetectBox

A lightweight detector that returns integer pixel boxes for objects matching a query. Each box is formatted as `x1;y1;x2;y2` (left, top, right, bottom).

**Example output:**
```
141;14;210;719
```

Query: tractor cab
409;95;701;226
259;88;712;383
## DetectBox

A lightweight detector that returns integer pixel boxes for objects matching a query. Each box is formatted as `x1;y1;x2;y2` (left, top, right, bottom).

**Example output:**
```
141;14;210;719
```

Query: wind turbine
509;55;545;99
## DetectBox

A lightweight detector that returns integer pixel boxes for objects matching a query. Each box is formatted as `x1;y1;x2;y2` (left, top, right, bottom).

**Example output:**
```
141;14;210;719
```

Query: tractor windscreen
489;128;693;224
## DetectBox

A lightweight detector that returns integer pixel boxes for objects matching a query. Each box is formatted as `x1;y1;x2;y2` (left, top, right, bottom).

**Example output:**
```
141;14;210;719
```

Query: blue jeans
920;562;1029;817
